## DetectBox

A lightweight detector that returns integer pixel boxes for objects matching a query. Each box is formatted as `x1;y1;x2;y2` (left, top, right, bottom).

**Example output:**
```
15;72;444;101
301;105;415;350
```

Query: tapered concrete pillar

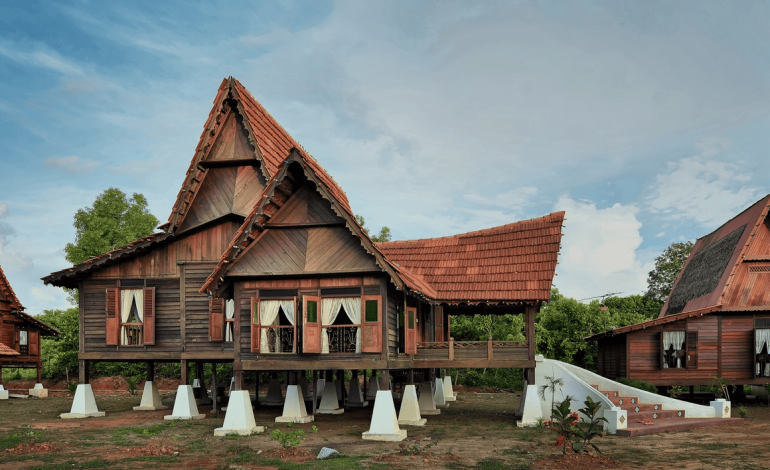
261;378;284;406
0;385;7;400
192;378;211;405
433;377;447;407
134;381;167;410
28;383;48;398
214;390;264;436
315;378;326;397
362;390;407;441
398;384;426;426
298;375;309;401
276;385;314;423
317;380;344;414
226;376;235;396
366;375;380;401
443;375;456;401
164;385;205;420
418;381;440;415
335;377;343;402
346;377;368;407
60;384;105;419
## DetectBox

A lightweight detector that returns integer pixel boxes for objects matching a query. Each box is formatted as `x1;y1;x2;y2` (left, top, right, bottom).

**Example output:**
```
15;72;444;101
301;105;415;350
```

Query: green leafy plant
668;385;685;399
572;396;607;454
549;397;578;454
708;376;731;400
538;374;565;417
269;428;305;448
738;406;747;418
66;380;78;394
125;376;140;396
311;425;318;433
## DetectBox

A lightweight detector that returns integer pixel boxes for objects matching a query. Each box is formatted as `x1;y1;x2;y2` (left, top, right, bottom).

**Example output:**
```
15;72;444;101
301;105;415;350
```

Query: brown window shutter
301;296;319;353
143;287;155;345
405;306;417;355
361;295;383;353
105;288;119;346
209;297;225;342
14;329;20;351
29;330;39;356
686;331;698;369
250;297;260;353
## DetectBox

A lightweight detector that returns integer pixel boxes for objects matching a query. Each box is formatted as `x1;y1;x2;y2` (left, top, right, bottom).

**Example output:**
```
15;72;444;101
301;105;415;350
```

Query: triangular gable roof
659;193;770;317
376;212;565;303
0;342;20;356
201;149;396;295
2;265;59;336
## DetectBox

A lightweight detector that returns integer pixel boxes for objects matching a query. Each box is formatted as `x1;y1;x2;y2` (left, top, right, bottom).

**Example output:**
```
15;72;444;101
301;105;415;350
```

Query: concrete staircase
591;385;735;437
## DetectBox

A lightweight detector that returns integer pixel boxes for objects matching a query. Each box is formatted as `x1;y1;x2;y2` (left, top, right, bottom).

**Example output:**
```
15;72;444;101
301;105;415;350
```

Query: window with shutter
661;330;686;369
29;330;39;356
686;331;697;369
405;306;417;355
209;297;225;342
361;295;382;353
105;288;119;346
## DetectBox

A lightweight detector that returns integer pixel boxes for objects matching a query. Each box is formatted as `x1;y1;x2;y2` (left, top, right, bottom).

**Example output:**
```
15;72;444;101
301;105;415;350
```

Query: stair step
620;403;660;412
617;417;741;437
628;409;686;421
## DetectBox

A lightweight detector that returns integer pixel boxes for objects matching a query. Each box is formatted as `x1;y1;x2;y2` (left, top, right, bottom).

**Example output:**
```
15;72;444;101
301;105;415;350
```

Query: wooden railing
416;337;527;362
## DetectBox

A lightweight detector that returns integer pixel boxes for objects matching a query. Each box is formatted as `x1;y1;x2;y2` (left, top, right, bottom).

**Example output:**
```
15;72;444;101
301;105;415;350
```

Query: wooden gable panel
305;227;378;273
307;187;343;224
205;112;255;163
232;166;266;216
268;186;310;225
230;228;309;275
178;167;237;233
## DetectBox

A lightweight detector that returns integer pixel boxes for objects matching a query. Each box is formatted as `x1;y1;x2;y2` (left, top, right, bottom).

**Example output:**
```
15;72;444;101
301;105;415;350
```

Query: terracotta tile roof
0;342;20;356
376;211;565;303
0;265;22;311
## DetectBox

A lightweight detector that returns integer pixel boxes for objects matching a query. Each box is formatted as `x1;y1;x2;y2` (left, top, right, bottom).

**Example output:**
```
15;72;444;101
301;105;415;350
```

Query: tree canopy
355;214;392;242
37;308;79;379
65;188;159;265
645;241;694;303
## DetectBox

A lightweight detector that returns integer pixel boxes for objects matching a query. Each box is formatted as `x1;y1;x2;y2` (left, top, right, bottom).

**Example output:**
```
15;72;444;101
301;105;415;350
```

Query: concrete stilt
346;377;368;407
28;383;48;398
298;376;309;401
192;378;211;405
214;390;264;436
398;384;426;426
276;385;314;423
227;376;235;396
317;380;344;414
0;385;8;400
335;378;343;402
134;381;167;411
418;381;440;415
60;384;105;419
443;376;456;401
433;377;447;407
366;376;380;401
516;384;544;427
261;378;284;406
315;378;326;398
362;390;407;441
164;385;205;420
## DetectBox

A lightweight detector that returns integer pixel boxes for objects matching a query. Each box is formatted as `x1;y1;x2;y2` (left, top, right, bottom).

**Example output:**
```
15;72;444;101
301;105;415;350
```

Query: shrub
269;429;305;448
616;378;657;394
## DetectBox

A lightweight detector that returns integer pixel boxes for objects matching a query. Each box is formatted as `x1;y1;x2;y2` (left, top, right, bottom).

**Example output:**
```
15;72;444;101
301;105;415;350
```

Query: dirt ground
0;384;767;470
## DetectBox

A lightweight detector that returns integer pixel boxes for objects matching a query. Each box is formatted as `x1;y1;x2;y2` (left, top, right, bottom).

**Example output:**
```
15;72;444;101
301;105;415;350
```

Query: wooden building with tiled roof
587;194;770;388
1;265;59;383
43;77;564;397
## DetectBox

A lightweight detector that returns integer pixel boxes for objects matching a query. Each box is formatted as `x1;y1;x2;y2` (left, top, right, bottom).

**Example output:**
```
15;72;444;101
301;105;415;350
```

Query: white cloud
647;139;761;227
0;39;86;77
554;196;652;300
0;203;33;272
45;156;103;174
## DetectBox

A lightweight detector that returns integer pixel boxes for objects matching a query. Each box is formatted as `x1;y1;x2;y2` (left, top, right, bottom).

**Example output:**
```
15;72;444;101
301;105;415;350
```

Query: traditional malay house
588;194;770;391
1;265;59;385
43;77;564;433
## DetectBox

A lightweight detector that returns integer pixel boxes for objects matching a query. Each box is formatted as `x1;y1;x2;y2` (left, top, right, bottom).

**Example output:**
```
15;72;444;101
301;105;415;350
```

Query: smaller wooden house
588;194;770;387
0;265;59;383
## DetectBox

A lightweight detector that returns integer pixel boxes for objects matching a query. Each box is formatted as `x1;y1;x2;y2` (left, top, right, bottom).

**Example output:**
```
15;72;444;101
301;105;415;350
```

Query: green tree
37;308;79;379
645;241;694;303
65;188;159;265
355;214;391;242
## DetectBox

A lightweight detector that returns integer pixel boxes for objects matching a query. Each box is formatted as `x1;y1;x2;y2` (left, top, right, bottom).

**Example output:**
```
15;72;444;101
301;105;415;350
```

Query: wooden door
406;307;417;355
250;298;260;353
361;295;382;353
303;295;321;353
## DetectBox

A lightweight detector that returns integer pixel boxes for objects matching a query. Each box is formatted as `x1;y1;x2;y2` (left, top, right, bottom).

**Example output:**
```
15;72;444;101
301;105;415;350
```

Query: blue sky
0;0;768;315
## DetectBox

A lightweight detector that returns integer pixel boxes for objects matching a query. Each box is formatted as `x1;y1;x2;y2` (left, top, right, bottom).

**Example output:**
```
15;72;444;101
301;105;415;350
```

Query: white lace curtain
259;300;294;353
662;331;685;368
225;299;235;342
321;297;362;354
756;329;770;376
120;289;144;345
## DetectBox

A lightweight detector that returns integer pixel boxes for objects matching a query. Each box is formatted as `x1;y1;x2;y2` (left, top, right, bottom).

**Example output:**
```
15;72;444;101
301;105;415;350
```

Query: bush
616;378;657;394
456;368;523;390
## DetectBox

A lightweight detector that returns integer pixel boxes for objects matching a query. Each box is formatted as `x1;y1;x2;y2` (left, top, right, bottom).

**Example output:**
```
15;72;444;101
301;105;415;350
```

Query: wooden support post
487;336;493;360
79;359;89;384
147;361;155;382
312;370;318;415
234;369;243;391
0;362;3;383
180;360;188;385
336;369;346;405
408;369;414;385
36;362;41;383
449;337;455;361
254;371;261;404
288;371;297;385
211;363;218;413
196;362;204;388
379;369;389;391
525;304;536;384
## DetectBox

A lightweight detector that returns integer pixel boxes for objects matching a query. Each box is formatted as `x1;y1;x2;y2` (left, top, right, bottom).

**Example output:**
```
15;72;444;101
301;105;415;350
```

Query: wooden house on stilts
588;195;770;394
43;77;564;426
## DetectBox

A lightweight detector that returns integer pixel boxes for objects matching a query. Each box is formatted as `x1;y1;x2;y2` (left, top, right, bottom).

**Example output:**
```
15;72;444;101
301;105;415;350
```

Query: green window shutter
408;310;415;329
307;300;318;323
365;299;379;322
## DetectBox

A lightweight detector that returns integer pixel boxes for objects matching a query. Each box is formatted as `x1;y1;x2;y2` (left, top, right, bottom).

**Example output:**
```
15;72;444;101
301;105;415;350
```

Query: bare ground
0;384;767;469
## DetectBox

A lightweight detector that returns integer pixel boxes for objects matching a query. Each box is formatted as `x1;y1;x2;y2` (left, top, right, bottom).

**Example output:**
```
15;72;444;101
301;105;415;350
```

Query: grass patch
255;456;378;470
30;460;109;470
476;458;510;470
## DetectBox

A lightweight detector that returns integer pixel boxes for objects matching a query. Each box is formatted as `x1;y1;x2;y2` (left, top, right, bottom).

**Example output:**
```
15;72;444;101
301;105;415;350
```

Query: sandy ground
0;384;767;469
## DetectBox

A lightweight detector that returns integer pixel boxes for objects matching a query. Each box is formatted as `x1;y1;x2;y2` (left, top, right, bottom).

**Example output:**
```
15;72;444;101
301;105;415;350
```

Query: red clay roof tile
0;342;20;356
